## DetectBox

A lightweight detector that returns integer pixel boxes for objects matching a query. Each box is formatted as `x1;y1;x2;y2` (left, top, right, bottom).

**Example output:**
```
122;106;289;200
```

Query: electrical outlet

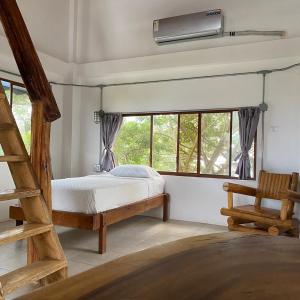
94;164;102;172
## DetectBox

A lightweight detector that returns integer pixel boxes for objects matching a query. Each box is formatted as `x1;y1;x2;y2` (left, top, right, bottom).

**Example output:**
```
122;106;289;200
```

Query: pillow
110;165;160;178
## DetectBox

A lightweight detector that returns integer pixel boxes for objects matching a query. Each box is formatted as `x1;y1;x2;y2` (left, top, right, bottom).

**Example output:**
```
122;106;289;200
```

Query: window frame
0;77;26;107
121;109;257;180
0;77;32;154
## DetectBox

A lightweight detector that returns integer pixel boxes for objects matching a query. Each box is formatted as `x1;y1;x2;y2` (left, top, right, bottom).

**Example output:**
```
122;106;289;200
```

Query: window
153;114;178;172
114;116;151;165
0;79;32;154
201;112;231;176
179;114;198;173
1;80;10;100
114;110;256;179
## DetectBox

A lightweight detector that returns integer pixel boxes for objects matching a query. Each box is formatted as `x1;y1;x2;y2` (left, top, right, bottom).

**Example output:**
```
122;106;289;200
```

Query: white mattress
51;174;165;214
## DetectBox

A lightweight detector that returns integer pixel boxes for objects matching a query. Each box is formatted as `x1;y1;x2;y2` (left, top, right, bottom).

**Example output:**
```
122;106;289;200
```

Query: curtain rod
0;62;300;88
115;106;263;116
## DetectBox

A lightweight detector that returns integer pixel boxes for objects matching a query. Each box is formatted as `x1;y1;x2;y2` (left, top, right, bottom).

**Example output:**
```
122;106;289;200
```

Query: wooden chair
220;170;300;237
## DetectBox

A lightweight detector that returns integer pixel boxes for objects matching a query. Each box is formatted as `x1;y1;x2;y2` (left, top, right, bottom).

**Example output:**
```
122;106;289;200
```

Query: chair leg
267;226;288;236
254;222;269;230
290;219;299;238
227;217;252;227
228;224;269;235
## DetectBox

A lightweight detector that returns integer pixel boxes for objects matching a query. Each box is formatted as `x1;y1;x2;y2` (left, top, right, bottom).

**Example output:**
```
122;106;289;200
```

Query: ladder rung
0;260;67;296
0;155;27;162
0;189;40;201
0;224;53;246
0;123;15;131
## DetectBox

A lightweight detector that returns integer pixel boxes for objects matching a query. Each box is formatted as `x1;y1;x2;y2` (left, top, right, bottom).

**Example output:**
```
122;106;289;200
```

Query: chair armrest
280;190;300;203
223;183;257;197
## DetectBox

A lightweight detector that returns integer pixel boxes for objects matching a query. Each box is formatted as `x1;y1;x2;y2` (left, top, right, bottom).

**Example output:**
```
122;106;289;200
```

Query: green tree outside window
0;80;31;155
113;110;255;178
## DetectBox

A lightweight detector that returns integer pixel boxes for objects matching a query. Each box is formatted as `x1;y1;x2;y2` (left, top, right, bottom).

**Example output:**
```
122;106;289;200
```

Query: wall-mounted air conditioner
153;9;224;44
153;9;285;45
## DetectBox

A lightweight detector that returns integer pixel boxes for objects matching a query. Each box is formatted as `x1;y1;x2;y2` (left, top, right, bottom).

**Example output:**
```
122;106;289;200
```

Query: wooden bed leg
99;226;107;254
99;214;107;254
16;220;23;226
163;194;170;222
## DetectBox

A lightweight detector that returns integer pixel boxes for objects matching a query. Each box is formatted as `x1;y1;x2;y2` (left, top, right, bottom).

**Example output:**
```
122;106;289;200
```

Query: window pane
179;114;198;173
114;116;151;165
201;112;230;175
231;111;255;178
153;114;178;172
12;86;32;153
1;80;11;103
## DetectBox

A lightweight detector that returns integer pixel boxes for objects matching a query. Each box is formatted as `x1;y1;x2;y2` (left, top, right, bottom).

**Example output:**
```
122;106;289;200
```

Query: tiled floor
0;216;226;299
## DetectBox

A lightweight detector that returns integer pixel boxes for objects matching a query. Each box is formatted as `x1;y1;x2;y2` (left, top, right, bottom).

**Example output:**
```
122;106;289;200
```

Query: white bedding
51;174;165;214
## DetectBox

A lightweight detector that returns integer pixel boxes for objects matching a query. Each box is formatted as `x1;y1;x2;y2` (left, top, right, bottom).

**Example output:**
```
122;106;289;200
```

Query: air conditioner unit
153;9;224;44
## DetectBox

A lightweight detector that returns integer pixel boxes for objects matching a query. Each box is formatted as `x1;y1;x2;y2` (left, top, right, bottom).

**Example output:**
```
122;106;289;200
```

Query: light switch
271;126;279;132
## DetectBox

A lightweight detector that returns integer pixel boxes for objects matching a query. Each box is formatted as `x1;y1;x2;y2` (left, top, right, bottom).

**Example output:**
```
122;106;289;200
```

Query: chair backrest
257;170;299;200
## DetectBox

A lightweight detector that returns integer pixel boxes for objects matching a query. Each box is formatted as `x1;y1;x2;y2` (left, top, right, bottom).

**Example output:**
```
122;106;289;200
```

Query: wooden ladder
0;88;67;300
0;1;68;298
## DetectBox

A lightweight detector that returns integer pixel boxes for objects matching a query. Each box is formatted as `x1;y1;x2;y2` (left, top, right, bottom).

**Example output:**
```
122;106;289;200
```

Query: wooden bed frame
9;193;170;254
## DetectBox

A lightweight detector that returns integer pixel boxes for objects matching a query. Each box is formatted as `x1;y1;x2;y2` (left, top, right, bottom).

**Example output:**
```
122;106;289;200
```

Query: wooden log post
280;199;289;221
267;226;283;236
30;103;53;213
227;217;252;227
28;103;54;263
227;192;233;209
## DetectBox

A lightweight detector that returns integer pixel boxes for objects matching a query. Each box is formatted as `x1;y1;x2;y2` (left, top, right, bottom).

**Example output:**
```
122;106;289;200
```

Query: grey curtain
101;113;123;171
235;107;260;179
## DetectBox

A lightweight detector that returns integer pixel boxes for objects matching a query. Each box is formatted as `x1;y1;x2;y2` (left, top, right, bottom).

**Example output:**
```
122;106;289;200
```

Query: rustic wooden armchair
220;170;300;237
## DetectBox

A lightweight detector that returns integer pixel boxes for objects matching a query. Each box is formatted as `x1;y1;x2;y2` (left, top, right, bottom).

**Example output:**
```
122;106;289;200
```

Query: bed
9;166;169;254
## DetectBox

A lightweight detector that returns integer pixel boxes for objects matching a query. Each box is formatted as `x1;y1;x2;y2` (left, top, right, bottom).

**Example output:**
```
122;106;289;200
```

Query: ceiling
0;0;300;64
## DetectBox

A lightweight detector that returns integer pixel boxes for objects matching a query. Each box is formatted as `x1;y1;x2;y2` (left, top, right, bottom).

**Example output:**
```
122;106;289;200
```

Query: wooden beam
28;102;54;264
223;182;257;197
30;103;53;213
0;0;61;122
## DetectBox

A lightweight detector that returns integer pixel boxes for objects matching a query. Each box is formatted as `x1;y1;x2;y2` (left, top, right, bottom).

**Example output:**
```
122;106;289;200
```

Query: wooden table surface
17;232;300;300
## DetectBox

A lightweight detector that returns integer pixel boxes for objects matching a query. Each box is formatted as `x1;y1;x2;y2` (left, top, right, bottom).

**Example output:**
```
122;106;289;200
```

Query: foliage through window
153;114;178;172
0;79;32;155
115;109;256;179
201;113;231;176
114;116;151;165
179;114;198;173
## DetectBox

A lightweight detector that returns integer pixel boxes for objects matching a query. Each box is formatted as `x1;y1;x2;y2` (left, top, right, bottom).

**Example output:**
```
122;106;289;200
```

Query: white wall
76;0;300;63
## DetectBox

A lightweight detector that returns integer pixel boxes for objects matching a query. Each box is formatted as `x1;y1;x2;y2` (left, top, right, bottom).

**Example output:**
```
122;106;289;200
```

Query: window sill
158;171;256;181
